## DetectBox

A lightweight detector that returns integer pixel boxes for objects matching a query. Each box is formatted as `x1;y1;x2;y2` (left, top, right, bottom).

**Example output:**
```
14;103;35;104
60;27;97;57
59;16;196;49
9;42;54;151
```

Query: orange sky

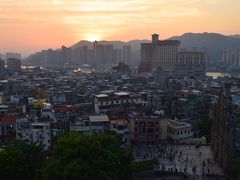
0;0;239;56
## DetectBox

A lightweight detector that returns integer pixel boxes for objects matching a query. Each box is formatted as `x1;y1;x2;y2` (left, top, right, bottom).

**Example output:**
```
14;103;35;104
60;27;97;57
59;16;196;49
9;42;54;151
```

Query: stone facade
211;84;240;171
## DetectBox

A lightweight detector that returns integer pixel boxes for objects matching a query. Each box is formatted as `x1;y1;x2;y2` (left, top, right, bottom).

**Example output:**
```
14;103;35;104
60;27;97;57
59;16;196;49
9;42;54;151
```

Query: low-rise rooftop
89;115;109;123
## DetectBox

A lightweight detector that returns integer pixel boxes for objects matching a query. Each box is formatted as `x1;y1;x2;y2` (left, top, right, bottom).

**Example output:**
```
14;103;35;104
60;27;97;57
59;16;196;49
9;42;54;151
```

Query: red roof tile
0;115;16;124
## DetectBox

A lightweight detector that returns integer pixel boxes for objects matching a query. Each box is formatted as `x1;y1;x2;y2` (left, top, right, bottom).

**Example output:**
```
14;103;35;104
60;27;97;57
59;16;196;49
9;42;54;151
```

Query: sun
85;34;100;42
51;0;63;5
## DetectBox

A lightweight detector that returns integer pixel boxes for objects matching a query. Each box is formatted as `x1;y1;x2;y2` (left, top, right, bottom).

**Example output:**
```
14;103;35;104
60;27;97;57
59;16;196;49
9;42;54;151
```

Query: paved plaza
133;144;224;177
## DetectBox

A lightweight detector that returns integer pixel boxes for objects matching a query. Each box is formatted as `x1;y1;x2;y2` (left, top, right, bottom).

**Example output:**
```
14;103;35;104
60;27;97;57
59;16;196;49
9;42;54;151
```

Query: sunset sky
0;0;239;56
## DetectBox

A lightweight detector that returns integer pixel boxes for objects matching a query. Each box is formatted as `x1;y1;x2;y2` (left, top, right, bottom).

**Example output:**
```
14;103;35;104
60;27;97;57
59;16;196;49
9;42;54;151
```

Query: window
148;122;154;127
139;122;143;126
147;128;154;133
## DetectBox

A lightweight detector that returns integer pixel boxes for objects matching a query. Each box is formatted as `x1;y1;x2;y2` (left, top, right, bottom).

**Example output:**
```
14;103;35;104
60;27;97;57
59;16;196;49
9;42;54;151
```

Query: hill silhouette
24;32;240;67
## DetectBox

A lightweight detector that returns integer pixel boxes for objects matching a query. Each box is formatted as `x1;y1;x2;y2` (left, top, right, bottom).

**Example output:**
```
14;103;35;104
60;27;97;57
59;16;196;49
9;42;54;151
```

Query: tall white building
0;59;5;72
221;48;240;71
80;46;88;64
104;45;114;67
113;49;123;64
7;58;21;72
0;53;4;60
16;119;51;150
6;52;21;60
93;41;105;68
123;45;132;66
31;122;51;150
42;49;54;66
70;115;110;134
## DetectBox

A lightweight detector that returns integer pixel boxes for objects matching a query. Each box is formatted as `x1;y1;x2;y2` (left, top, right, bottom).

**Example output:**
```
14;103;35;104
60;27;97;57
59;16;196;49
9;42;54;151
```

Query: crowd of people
133;144;224;177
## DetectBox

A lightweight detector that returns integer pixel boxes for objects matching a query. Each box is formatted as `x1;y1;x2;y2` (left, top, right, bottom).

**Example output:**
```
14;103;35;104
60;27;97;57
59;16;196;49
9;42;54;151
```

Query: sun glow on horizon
0;0;239;55
85;34;101;42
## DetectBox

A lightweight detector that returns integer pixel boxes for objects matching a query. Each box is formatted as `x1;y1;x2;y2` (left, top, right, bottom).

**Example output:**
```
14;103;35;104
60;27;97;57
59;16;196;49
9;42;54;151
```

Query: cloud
0;0;205;36
0;0;238;55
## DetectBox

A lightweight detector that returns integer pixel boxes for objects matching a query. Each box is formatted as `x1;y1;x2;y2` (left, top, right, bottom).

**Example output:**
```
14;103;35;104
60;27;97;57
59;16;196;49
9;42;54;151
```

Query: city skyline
0;0;239;56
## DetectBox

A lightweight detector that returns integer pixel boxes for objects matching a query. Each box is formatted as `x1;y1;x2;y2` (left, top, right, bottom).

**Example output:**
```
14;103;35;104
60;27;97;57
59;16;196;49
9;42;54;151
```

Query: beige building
94;92;148;115
140;34;180;72
176;51;206;77
140;34;206;78
129;116;168;144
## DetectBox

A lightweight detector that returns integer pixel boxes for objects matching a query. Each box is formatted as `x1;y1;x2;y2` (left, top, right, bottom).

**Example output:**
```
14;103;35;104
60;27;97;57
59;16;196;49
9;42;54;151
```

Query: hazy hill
24;32;240;66
229;34;240;39
70;39;150;50
24;39;150;65
70;40;93;49
24;52;43;65
169;32;240;64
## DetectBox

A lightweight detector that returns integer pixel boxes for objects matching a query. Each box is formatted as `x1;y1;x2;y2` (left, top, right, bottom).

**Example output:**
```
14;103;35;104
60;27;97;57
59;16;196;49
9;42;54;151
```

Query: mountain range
170;32;240;64
24;32;240;66
229;34;240;39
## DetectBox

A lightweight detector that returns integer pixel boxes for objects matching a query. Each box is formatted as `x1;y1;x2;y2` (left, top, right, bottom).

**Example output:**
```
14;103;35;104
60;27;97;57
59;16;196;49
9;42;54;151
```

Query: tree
0;141;45;180
14;141;45;179
197;118;212;143
231;158;240;178
40;133;133;180
0;146;27;180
